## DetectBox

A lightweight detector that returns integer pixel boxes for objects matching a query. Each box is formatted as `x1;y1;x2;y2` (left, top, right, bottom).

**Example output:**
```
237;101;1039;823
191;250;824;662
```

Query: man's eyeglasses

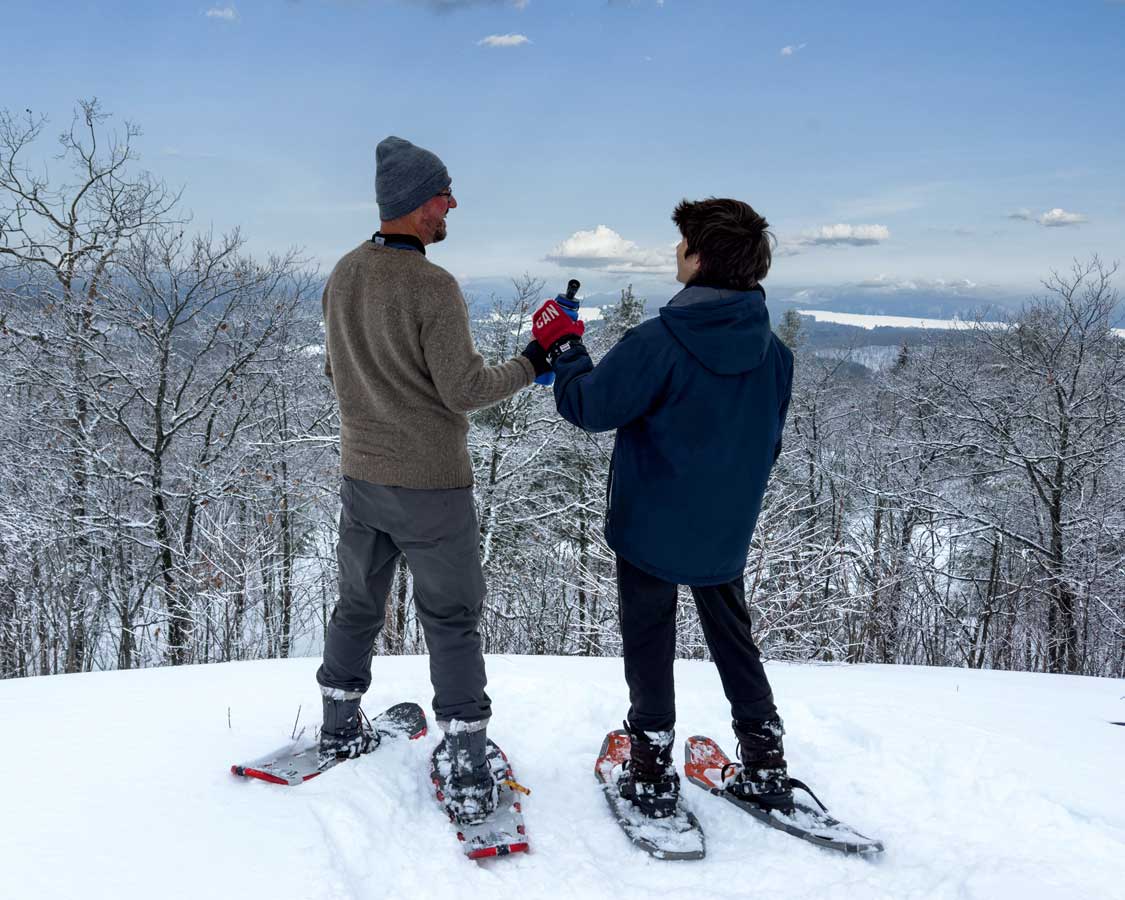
436;188;454;203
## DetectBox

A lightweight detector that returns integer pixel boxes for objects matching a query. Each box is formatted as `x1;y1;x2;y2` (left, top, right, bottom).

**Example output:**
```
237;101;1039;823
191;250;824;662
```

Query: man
316;136;553;825
531;198;795;819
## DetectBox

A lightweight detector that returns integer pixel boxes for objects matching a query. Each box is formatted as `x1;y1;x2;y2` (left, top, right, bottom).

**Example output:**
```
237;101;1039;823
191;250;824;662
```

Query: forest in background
2;102;1122;680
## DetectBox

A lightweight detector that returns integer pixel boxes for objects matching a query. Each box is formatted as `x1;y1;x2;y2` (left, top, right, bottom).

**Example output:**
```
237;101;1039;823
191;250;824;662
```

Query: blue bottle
535;282;581;386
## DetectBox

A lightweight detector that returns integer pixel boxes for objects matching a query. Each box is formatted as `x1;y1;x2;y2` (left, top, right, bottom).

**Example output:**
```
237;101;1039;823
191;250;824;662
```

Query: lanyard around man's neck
372;232;426;255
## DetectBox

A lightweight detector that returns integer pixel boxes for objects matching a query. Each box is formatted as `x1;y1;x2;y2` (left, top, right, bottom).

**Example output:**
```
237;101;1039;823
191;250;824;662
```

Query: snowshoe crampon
231;701;427;786
431;739;530;860
684;735;884;855
594;729;705;861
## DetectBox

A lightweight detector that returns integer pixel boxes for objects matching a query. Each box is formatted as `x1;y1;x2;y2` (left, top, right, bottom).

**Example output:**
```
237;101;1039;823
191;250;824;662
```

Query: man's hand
532;299;585;364
521;339;552;378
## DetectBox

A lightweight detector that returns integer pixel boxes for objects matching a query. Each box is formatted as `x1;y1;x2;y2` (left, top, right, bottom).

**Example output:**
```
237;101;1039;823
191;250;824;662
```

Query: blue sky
5;0;1124;303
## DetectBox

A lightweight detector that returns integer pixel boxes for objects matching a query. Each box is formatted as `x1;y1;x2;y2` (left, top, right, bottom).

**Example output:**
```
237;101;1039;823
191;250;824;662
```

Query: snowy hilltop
2;655;1122;900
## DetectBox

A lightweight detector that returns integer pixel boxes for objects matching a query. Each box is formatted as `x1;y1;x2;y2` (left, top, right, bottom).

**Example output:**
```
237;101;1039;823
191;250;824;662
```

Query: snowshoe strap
621;757;677;788
788;777;829;812
503;778;531;796
358;707;381;747
719;764;827;813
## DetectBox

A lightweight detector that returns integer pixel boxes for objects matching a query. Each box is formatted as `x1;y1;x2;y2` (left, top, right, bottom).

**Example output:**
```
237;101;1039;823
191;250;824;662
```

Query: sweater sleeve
321;279;334;385
420;282;534;413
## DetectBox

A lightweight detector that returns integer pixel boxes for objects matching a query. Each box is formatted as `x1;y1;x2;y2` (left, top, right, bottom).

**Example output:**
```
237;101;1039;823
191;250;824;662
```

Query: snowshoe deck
594;729;705;861
431;739;530;861
684;735;884;855
231;701;427;786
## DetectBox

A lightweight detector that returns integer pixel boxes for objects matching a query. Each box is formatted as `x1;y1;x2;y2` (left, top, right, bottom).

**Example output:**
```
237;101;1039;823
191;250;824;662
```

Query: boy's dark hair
672;198;773;290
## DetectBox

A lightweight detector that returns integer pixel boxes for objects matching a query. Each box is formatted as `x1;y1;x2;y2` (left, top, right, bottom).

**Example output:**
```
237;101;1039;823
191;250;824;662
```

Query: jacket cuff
547;336;585;365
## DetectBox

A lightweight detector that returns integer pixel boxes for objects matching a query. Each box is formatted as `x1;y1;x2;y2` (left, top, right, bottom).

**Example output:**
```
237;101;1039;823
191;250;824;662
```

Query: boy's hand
532;299;585;362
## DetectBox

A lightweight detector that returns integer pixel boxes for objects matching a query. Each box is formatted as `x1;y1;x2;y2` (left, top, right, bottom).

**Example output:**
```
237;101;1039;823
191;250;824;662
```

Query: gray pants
316;476;491;724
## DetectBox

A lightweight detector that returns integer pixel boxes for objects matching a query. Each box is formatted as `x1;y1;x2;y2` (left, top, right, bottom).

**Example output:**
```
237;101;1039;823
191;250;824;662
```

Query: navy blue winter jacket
552;285;794;586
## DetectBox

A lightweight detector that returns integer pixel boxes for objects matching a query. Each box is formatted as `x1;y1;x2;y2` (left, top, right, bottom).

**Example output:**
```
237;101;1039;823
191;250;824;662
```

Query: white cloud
781;42;807;56
1008;207;1088;227
852;274;978;292
1037;208;1087;227
478;33;531;47
205;6;239;21
792;224;891;247
545;225;675;274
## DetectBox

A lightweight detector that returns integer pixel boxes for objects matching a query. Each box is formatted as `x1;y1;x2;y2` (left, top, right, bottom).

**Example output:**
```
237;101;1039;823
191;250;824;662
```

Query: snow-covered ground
2;655;1122;900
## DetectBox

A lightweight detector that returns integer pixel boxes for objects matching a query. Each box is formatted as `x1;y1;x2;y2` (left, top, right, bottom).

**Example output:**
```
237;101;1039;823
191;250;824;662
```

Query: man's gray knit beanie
375;136;451;221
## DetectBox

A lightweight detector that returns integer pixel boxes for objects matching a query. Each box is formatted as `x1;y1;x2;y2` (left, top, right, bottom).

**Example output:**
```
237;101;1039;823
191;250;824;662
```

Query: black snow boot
729;716;794;812
617;721;680;819
317;691;379;766
434;721;497;827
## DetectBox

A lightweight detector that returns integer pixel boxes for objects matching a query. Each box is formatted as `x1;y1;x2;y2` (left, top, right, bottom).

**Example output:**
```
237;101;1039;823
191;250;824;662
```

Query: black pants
316;477;490;725
617;554;777;733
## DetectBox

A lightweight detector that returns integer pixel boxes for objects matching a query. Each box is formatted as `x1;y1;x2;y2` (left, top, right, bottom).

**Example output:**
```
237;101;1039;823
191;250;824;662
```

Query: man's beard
431;216;448;244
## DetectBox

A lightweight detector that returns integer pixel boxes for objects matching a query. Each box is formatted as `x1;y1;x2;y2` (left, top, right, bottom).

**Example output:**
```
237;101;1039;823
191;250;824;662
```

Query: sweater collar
372;232;426;255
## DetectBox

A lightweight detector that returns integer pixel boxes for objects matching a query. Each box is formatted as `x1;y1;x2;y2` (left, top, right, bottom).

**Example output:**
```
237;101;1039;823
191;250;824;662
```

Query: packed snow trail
1;655;1122;899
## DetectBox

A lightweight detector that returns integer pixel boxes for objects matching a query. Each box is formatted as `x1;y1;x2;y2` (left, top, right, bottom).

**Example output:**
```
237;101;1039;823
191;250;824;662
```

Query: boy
531;198;794;818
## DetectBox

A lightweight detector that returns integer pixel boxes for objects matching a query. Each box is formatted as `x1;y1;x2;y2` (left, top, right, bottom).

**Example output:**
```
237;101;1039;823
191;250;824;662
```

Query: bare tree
906;258;1124;672
0;99;181;671
94;227;311;663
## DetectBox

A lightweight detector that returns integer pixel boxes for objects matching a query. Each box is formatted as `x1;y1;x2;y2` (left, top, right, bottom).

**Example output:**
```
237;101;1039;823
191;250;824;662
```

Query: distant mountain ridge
457;275;1034;323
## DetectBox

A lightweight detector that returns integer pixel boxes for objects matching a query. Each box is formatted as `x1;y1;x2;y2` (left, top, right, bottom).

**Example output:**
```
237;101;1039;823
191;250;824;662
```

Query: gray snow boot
617;721;680;820
729;716;794;812
317;690;379;766
433;720;497;826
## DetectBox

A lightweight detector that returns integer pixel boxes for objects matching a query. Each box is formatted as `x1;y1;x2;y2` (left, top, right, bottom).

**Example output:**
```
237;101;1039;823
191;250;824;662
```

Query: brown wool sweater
323;241;534;489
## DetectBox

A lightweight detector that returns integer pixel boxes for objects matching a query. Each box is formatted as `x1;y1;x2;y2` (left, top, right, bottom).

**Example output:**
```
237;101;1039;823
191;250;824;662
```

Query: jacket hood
658;286;772;375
